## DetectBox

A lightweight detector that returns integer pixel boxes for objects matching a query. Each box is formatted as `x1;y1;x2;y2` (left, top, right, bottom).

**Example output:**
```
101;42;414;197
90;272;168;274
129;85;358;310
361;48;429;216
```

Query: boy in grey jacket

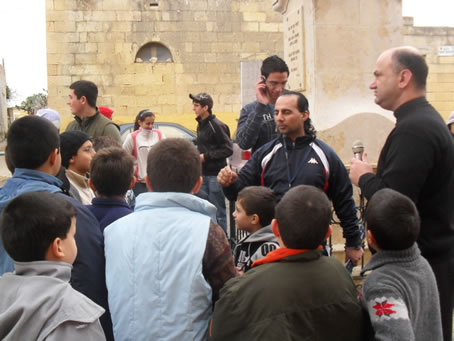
0;192;105;341
361;188;442;340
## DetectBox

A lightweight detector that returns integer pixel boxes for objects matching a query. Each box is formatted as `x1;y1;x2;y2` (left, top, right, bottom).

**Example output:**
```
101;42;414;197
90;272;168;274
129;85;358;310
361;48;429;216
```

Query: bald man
350;46;454;341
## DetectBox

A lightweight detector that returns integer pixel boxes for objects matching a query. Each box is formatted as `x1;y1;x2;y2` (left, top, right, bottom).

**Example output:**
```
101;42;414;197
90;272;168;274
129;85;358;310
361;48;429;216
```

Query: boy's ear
271;218;280;238
251;214;260;225
45;237;65;261
129;176;137;190
145;175;153;192
323;225;333;241
192;176;203;194
88;178;97;192
367;229;376;247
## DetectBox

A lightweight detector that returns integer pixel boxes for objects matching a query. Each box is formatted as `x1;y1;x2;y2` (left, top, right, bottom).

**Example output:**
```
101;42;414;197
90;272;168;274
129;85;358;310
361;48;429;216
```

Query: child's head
7;116;60;173
365;188;420;251
234;186;276;233
274;185;331;249
146;138;201;193
60;131;95;175
1;192;77;264
135;109;155;131
89;147;135;198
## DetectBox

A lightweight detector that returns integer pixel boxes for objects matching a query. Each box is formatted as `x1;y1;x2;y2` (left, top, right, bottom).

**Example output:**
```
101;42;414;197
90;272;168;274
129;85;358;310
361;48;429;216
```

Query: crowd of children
0;113;446;340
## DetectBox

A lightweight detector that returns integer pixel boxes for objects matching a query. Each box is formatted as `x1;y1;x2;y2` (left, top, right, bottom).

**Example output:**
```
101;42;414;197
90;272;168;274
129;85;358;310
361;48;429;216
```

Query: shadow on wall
317;112;395;163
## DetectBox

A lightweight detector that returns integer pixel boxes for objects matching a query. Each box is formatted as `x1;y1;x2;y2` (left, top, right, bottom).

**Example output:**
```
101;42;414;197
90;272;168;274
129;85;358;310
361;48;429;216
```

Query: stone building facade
46;0;283;129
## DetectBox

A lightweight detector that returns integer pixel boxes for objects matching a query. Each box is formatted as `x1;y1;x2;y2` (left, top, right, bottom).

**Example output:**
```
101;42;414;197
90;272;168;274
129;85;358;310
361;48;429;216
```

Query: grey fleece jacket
360;244;442;341
0;261;106;341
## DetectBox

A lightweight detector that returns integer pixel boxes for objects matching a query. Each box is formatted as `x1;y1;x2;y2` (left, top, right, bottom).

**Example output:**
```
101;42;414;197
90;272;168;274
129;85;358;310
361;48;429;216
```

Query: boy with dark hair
0;116;113;340
105;138;236;341
66;80;121;142
210;185;364;341
190;92;233;232
232;186;279;272
0;192;106;340
361;188;442;340
236;55;289;153
87;147;135;230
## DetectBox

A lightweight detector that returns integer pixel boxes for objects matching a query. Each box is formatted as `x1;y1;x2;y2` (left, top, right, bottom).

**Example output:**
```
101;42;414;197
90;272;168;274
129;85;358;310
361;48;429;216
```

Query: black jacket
359;97;454;260
196;114;233;176
224;134;362;247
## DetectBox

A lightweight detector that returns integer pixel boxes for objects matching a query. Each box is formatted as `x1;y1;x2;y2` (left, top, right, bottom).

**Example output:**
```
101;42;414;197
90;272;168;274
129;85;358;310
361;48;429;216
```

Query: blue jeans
200;175;227;233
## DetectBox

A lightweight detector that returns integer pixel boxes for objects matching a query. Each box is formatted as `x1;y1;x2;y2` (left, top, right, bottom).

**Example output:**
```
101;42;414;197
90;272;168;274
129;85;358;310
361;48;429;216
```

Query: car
119;122;197;144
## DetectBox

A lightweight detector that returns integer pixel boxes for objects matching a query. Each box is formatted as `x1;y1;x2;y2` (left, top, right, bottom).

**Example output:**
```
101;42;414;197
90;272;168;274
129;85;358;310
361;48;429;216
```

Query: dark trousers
133;182;148;197
428;256;454;341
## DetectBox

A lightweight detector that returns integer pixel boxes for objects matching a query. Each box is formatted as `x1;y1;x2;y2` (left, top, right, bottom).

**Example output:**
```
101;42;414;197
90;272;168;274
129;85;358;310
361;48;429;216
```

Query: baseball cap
447;111;454;126
189;93;213;110
36;108;61;130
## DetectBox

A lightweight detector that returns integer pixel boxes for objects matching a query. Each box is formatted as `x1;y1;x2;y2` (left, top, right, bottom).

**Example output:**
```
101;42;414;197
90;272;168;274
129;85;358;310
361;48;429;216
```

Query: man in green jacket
66;80;121;143
210;185;365;341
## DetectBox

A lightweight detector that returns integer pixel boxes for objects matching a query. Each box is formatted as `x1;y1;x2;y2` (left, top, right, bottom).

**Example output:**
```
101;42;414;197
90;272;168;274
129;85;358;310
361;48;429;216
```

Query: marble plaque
284;6;305;91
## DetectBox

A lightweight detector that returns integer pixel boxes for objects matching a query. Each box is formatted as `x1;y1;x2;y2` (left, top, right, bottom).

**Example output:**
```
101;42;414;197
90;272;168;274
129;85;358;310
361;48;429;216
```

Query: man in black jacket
190;93;233;233
350;46;454;341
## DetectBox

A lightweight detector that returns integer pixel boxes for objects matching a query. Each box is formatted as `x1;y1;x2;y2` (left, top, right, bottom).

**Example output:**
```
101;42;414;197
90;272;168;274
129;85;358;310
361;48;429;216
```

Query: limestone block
259;23;280;32
76;22;104;32
239;2;260;12
87;32;107;43
102;0;131;10
54;0;78;11
79;32;87;43
47;64;58;76
194;11;208;21
439;56;454;64
48;53;75;64
437;73;454;82
211;42;233;53
241;42;260;53
89;11;117;21
204;53;217;63
48;75;72;86
242;22;259;32
75;53;98;64
48;32;80;43
46;0;54;11
206;22;216;32
111;22;132;32
185;43;193;53
243;12;266;22
116;11;142;21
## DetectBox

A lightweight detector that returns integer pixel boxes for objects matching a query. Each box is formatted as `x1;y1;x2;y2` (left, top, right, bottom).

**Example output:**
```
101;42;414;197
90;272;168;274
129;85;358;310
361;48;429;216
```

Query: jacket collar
12;168;63;188
394;96;428;121
279;134;314;149
252;246;322;267
14;261;72;283
135;192;217;222
238;225;277;244
360;243;420;276
74;109;101;127
196;113;215;125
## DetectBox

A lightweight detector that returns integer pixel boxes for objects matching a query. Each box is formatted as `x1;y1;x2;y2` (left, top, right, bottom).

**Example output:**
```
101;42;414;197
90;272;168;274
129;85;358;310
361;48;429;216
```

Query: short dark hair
7;116;60;169
280;90;317;139
365;188;420;250
147;138;200;193
275;185;331;249
69;80;98;108
90;147;135;197
92;136;121;152
261;55;289;79
391;48;428;90
237;186;276;227
1;192;76;262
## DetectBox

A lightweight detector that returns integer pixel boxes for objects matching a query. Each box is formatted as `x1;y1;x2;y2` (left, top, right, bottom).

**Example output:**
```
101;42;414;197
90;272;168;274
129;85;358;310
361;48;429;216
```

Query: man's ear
45;237;65;261
80;95;87;105
145;175;153;192
271;218;280;238
129;176;137;190
301;110;310;122
192;176;203;194
323;225;333;241
398;69;413;89
88;178;97;192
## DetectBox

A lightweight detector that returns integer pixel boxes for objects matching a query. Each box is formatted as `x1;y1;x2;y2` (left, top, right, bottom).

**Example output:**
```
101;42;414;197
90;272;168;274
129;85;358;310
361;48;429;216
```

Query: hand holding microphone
349;140;372;186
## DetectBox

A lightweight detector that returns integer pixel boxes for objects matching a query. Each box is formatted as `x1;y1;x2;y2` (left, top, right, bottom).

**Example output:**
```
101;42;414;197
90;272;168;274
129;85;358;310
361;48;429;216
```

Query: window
135;42;173;63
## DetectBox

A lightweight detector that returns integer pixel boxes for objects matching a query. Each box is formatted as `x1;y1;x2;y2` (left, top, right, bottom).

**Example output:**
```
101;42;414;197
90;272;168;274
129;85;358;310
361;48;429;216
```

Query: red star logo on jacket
372;300;396;316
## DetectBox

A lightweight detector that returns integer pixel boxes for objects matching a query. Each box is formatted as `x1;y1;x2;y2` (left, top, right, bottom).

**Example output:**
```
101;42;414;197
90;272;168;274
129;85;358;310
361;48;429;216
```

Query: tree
16;89;48;115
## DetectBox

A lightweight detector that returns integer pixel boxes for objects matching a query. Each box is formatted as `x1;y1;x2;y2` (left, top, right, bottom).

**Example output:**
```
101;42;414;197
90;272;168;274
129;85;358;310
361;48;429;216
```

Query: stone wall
46;0;284;130
0;62;7;137
403;17;454;120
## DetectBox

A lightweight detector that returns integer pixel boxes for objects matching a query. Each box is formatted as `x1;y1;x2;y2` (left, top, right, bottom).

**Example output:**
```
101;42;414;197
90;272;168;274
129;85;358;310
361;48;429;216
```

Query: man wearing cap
190;93;233;233
66;80;121;143
236;55;289;154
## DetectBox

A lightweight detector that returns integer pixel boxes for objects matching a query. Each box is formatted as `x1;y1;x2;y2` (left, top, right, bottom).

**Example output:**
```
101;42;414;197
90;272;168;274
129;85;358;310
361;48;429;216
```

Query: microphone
352;140;364;160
